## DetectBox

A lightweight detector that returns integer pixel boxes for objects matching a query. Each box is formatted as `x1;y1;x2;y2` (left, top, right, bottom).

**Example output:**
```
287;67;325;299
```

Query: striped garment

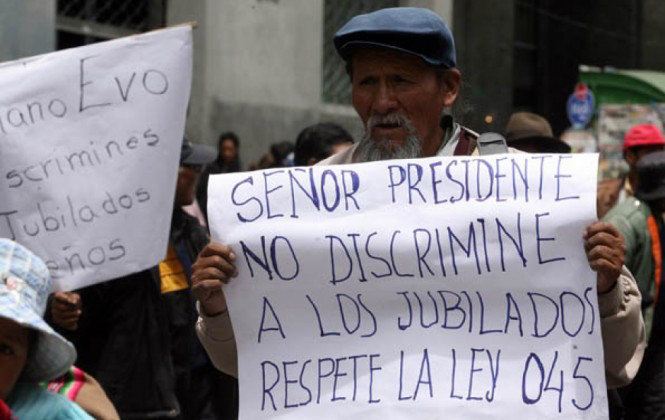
43;366;85;401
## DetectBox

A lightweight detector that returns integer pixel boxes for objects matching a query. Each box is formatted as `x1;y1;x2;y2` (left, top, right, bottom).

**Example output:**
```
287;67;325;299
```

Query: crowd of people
1;5;664;420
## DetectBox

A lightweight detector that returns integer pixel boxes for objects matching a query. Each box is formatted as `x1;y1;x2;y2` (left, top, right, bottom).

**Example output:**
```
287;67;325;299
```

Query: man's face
175;165;200;207
219;138;237;164
351;49;459;159
0;317;29;399
626;145;664;168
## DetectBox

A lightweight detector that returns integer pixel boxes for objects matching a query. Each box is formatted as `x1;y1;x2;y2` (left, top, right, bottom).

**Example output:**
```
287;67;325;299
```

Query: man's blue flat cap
334;7;456;68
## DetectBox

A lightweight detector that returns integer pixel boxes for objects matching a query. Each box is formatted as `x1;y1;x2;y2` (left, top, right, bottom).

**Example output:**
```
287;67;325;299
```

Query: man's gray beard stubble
354;114;423;162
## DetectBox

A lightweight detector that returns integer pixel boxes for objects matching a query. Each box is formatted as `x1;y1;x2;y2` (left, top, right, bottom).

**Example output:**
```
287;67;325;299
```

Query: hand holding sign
583;222;625;294
191;243;238;316
50;291;82;331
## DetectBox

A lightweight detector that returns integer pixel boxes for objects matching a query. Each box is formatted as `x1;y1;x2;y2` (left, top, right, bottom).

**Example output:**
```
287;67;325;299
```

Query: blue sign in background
567;86;595;128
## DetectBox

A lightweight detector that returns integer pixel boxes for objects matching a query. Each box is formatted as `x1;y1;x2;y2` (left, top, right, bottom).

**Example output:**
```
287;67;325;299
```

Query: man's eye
0;343;15;356
358;77;376;86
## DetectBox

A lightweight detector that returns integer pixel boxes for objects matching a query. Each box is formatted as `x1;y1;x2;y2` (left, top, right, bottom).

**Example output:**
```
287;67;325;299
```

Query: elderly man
191;7;644;394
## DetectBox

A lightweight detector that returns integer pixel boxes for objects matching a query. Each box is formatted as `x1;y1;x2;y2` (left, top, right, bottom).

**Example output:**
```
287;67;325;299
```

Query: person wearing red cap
604;150;665;419
598;124;665;218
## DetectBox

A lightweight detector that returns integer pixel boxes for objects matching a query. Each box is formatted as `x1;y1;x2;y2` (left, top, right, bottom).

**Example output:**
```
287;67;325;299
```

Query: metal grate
513;0;538;110
322;0;398;105
56;0;165;44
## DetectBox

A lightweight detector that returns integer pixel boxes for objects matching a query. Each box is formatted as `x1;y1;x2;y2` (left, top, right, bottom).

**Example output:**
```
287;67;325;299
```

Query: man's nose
372;82;398;114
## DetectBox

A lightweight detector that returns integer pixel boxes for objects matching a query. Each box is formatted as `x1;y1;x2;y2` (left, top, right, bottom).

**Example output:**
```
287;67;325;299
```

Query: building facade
3;0;665;163
166;0;453;165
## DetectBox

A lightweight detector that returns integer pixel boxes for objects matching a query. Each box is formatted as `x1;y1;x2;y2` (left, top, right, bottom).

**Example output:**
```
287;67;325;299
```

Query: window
322;0;398;105
56;0;165;49
513;0;538;111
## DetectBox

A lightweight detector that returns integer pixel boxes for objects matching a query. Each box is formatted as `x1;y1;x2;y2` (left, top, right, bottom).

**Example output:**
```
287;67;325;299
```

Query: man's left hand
51;291;82;331
583;221;625;294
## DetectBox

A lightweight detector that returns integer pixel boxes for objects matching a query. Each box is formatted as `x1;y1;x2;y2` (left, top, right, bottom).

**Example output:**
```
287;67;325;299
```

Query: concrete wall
0;0;55;62
206;1;321;108
403;0;453;28
167;1;207;145
168;0;359;166
204;0;323;164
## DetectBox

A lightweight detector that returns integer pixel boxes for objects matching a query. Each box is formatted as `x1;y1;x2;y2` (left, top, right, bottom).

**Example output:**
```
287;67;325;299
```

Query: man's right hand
191;242;238;317
51;291;82;331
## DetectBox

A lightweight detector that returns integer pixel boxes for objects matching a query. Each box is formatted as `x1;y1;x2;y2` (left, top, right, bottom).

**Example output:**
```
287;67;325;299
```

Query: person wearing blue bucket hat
0;238;92;418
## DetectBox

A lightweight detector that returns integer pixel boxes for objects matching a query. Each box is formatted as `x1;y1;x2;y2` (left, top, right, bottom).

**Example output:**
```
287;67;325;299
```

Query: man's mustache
366;113;410;130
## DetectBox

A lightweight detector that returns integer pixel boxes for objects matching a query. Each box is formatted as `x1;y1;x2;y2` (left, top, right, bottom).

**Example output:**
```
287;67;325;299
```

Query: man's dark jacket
53;266;179;418
50;210;209;419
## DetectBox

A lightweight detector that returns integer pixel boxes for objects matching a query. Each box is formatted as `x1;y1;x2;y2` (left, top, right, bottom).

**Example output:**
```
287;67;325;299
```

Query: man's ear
441;68;461;108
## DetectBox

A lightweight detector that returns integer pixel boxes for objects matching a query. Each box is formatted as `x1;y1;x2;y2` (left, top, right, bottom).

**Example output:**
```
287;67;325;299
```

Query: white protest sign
0;26;192;291
208;153;606;419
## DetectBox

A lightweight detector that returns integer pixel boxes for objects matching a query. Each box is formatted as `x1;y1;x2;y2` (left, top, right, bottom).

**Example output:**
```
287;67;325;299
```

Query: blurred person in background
604;151;665;419
268;141;295;168
248;141;295;170
598;124;665;218
196;132;242;224
504;111;571;153
293;122;354;166
161;139;239;420
49;139;240;420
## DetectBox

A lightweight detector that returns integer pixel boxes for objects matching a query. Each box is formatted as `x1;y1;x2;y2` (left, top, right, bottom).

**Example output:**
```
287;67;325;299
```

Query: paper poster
0;25;192;290
208;153;606;419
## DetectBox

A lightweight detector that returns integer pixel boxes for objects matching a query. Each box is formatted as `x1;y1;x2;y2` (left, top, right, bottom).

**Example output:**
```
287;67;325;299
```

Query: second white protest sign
0;25;192;290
